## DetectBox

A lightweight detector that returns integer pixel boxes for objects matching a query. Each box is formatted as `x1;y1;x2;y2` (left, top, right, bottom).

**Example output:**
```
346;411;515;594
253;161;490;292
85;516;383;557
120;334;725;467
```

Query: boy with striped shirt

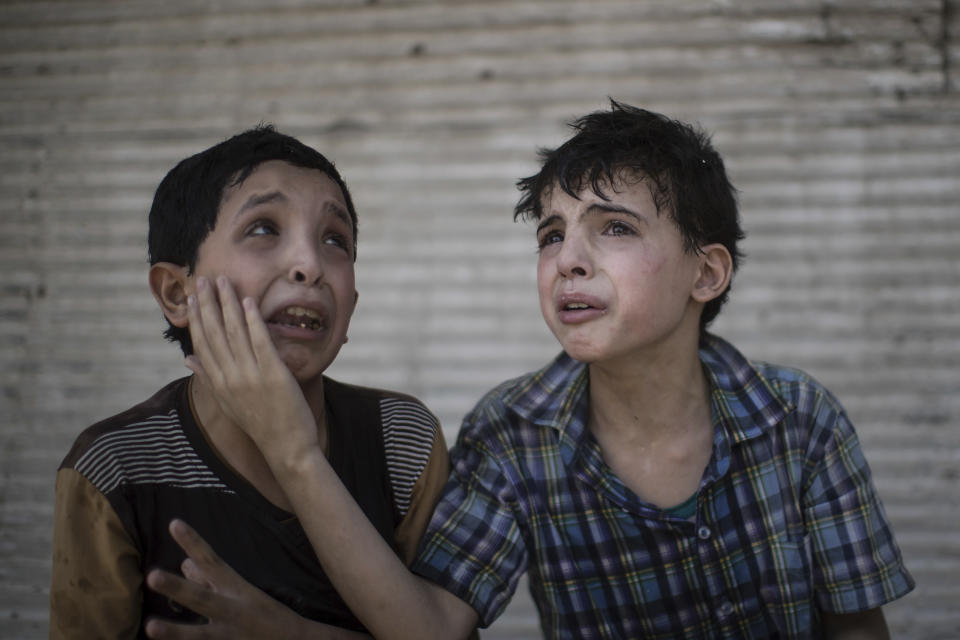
50;127;449;638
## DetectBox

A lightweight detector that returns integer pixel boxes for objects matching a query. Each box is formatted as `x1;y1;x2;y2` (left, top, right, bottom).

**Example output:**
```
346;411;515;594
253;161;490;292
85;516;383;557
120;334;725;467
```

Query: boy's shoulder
58;377;228;496
467;351;581;408
457;351;587;445
702;334;839;399
324;376;429;409
742;353;846;417
61;378;190;465
322;375;442;461
322;377;444;518
702;334;851;443
323;376;440;434
750;359;832;396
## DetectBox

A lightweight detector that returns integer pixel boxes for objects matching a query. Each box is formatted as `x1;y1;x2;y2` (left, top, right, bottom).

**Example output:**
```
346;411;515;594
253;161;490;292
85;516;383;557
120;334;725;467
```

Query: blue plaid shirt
413;334;914;639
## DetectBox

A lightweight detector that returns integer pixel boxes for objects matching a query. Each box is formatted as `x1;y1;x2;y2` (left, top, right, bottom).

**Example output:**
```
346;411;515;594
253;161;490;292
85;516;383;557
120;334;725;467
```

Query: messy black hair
515;100;744;329
147;125;357;355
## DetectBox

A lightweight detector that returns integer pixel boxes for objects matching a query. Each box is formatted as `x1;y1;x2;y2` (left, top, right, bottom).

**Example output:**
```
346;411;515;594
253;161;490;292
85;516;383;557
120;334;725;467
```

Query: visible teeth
565;302;589;310
285;306;321;319
273;306;324;330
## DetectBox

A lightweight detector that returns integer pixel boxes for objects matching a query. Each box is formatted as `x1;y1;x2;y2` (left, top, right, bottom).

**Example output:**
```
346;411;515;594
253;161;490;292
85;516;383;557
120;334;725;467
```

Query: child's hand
145;519;369;640
185;275;320;468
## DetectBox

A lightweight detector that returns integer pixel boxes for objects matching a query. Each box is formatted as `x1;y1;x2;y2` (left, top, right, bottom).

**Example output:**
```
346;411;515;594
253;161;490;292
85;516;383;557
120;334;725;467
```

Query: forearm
183;277;476;637
271;446;475;640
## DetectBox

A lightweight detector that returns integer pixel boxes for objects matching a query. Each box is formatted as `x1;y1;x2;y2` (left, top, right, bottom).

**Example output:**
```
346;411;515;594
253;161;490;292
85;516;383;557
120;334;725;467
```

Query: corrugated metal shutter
1;1;957;637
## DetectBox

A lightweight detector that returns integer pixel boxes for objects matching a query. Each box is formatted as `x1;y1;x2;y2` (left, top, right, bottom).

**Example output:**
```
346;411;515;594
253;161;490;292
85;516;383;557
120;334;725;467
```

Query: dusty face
189;160;357;384
535;178;704;367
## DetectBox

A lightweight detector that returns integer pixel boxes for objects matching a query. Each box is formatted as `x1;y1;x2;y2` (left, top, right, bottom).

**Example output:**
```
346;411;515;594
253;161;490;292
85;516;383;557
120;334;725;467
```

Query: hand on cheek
184;276;320;466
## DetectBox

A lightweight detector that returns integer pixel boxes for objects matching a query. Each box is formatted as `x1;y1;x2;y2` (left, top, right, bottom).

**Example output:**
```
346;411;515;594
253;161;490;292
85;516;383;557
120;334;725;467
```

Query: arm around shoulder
143;517;477;640
269;444;479;640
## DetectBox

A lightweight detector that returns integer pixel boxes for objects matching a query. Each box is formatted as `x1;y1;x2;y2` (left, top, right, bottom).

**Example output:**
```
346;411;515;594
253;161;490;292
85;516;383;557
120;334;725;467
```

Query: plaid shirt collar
502;334;793;468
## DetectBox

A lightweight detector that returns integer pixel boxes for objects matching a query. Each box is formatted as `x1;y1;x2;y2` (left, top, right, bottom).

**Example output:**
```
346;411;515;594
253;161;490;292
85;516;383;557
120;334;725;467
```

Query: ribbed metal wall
1;1;958;637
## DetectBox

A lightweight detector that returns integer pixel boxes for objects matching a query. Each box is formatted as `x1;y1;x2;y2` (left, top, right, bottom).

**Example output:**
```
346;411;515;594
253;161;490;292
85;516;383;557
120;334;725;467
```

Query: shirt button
717;601;734;618
697;526;711;540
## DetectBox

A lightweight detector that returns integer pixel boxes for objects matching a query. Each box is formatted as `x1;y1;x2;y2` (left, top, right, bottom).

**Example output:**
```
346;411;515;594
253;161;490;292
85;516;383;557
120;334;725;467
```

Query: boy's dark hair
148;125;358;355
514;100;744;329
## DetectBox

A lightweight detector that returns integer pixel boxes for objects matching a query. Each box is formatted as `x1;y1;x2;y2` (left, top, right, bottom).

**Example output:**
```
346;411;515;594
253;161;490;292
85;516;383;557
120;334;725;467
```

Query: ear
149;262;192;328
691;244;733;304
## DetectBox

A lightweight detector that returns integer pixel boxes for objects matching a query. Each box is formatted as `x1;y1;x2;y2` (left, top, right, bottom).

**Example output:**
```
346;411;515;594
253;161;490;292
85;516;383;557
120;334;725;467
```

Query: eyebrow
536;215;561;235
235;190;287;220
536;201;647;234
324;201;353;228
584;201;647;223
234;190;352;227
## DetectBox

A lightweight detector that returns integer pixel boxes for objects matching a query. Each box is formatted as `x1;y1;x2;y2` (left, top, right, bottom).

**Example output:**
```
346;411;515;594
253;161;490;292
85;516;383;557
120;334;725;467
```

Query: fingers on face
194;277;233;370
241;296;276;368
190;276;262;374
216;277;255;366
188;275;280;374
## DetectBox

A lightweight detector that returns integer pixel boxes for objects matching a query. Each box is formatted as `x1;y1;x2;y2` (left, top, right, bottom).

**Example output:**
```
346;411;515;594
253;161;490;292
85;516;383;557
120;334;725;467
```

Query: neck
587;333;711;445
586;338;716;510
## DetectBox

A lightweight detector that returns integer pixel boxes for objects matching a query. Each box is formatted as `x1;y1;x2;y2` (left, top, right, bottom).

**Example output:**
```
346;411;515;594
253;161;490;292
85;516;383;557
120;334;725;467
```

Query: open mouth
268;306;326;331
556;294;604;322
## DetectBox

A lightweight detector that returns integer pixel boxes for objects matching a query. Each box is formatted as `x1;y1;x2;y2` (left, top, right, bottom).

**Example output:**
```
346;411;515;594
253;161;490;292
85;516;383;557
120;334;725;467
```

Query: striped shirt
412;334;914;639
52;375;448;638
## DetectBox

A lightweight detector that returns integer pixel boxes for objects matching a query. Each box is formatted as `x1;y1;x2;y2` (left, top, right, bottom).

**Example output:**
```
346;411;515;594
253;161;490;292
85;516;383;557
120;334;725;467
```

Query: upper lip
557;292;604;312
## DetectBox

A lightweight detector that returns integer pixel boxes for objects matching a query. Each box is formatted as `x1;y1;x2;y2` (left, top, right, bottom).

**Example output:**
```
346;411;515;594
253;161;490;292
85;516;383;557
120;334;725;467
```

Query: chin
552;328;600;361
565;351;602;365
558;340;604;364
279;350;330;384
563;334;639;366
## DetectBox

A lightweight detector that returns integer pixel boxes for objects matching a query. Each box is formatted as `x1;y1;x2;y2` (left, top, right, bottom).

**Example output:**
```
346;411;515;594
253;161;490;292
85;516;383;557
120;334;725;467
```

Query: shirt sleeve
410;409;529;628
50;467;142;639
803;406;915;613
393;426;450;566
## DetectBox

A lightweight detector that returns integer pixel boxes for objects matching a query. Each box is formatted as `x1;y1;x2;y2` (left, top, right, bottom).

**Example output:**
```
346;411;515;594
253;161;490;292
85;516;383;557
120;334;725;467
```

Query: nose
555;230;591;279
288;239;324;286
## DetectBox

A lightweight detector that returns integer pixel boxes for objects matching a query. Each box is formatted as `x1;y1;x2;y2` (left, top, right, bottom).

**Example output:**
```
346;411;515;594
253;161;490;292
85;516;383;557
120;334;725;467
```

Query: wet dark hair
515;100;744;329
147;125;357;355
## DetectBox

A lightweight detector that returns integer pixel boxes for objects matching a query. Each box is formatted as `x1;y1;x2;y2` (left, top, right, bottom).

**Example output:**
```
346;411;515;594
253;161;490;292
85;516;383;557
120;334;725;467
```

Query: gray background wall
2;1;958;638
